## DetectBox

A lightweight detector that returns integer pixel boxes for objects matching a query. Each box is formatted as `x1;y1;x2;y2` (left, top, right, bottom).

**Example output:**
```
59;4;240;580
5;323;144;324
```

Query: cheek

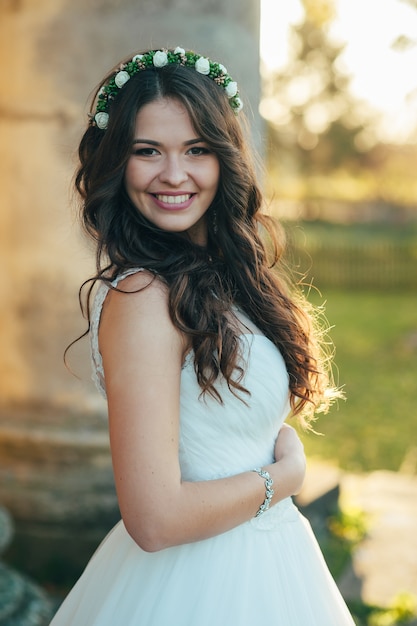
208;160;220;191
124;165;152;202
124;161;135;193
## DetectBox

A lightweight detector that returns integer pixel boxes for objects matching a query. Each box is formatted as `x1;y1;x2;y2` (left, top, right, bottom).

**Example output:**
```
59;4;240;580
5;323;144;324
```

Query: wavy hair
74;52;336;424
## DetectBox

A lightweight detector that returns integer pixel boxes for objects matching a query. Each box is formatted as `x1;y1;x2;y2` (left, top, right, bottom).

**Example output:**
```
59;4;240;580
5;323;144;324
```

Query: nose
158;155;188;187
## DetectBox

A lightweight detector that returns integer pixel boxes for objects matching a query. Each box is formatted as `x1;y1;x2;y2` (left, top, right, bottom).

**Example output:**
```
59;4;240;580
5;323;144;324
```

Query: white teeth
156;194;191;204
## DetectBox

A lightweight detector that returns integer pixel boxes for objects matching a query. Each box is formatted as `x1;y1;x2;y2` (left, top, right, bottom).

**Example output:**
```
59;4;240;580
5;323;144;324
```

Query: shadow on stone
0;407;120;592
0;506;55;625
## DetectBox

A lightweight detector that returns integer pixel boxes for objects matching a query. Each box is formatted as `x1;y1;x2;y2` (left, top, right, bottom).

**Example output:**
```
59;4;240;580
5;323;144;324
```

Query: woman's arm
99;272;306;553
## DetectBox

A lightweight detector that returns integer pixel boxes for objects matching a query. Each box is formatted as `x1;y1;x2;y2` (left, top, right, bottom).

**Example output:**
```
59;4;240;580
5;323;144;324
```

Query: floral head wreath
92;46;243;130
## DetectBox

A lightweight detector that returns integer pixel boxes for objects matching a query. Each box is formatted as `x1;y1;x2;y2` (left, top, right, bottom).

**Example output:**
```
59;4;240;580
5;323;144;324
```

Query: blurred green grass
283;221;417;473
301;289;417;473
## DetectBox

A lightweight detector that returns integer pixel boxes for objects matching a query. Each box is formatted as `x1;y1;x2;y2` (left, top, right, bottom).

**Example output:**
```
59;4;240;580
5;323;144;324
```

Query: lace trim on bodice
90;269;144;398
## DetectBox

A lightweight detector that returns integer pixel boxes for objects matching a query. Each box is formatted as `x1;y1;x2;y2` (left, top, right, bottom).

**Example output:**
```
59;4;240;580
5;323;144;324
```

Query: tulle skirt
50;498;354;625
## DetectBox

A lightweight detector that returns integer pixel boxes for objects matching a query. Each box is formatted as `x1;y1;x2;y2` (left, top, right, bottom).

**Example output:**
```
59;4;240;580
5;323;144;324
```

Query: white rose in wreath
114;71;130;88
174;47;185;56
225;81;238;98
195;57;210;75
234;97;244;113
153;51;168;67
95;112;109;129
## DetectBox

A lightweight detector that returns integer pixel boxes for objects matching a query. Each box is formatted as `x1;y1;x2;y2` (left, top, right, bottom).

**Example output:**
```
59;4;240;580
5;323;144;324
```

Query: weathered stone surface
0;409;119;583
0;408;116;524
0;563;54;626
0;507;54;625
0;507;14;556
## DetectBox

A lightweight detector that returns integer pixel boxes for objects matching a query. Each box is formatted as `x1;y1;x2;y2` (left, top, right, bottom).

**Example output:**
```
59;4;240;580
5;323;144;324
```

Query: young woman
52;47;354;625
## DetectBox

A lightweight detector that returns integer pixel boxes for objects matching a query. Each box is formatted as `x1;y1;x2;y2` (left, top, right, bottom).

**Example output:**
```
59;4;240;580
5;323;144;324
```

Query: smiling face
124;98;220;246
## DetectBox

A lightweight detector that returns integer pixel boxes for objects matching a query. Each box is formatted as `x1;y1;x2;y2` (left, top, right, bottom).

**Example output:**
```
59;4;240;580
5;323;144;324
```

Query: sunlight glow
260;0;417;142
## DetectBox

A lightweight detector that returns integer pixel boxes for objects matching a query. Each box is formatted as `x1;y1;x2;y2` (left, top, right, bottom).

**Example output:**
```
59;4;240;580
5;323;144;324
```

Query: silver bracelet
252;468;274;517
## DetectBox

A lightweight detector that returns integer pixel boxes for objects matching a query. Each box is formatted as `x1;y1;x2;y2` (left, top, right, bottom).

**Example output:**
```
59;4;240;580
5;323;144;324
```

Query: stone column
0;0;261;585
0;0;261;410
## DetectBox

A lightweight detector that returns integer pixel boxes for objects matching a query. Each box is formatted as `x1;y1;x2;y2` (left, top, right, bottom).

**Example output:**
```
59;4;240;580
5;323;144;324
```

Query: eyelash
131;146;211;157
132;148;159;156
187;147;211;156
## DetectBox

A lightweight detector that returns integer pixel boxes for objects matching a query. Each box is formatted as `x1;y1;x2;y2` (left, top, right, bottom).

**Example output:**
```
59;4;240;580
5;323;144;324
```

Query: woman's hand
274;423;305;461
273;424;306;496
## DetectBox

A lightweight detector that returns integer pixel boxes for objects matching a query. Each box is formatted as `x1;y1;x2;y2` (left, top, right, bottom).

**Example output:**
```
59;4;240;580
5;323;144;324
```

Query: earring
212;209;218;235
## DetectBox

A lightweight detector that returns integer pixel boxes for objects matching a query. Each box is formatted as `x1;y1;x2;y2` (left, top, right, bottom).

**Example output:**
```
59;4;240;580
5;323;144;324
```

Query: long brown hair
75;51;336;423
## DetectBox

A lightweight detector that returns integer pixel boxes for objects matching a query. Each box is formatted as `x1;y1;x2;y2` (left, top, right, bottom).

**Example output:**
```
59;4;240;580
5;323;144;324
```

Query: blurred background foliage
260;0;417;473
261;0;417;209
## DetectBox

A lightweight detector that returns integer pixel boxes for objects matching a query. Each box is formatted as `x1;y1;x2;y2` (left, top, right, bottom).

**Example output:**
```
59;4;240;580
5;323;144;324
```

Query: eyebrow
132;137;205;146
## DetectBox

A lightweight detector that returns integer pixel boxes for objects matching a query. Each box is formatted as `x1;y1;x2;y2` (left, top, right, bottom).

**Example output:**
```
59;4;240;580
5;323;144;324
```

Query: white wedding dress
50;271;355;625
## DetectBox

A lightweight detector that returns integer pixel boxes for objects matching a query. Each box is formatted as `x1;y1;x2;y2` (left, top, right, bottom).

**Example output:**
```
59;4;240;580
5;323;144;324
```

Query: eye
132;147;160;157
187;146;211;156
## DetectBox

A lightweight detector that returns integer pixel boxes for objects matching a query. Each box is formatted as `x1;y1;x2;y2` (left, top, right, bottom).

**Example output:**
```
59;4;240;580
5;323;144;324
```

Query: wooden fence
288;240;417;290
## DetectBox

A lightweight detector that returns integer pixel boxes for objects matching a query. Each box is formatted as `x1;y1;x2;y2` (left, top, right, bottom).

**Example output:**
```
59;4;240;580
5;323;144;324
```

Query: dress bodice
90;271;291;481
178;335;290;480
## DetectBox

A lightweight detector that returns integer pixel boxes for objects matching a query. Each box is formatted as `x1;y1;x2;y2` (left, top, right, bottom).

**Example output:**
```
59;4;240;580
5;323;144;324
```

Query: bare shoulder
99;270;185;358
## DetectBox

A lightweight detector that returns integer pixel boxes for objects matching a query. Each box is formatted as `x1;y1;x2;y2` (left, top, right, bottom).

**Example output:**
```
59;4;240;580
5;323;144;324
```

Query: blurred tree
391;0;417;142
392;0;417;53
262;0;372;175
392;34;417;51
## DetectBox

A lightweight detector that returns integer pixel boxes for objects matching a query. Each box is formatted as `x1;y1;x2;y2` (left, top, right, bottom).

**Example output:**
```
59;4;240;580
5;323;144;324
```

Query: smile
154;194;193;205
